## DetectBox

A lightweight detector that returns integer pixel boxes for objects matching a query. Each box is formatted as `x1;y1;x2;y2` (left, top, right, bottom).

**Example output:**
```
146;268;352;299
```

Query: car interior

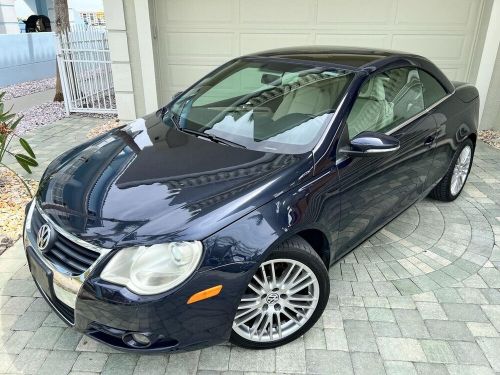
176;71;353;147
346;68;425;138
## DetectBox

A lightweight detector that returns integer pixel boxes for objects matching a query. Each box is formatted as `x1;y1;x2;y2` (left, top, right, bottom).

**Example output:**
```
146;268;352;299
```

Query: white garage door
153;0;485;104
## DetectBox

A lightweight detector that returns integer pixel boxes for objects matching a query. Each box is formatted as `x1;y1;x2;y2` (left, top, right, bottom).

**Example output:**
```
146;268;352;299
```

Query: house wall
14;0;37;19
0;32;55;87
0;0;19;34
482;48;500;130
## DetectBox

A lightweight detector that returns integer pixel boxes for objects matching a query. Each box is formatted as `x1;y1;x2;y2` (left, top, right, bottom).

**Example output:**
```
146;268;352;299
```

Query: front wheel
429;139;474;202
230;236;329;349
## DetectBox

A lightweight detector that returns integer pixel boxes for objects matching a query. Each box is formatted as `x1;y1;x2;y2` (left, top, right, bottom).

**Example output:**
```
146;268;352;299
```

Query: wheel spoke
234;308;261;326
248;282;263;295
286;300;315;310
249;312;266;337
289;278;315;295
237;300;260;310
252;273;266;289
287;272;311;290
288;294;316;302
240;295;260;302
282;308;303;326
276;312;282;339
261;264;269;289
279;263;295;286
270;262;277;288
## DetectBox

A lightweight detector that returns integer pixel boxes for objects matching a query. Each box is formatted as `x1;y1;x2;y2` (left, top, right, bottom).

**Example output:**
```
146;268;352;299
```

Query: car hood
36;113;313;248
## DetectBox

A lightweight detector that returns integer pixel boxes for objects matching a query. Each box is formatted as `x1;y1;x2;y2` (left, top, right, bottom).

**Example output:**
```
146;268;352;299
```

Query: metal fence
56;24;116;114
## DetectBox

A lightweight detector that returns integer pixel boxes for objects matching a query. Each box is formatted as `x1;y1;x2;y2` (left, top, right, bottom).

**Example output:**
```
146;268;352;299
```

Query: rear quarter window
418;70;447;108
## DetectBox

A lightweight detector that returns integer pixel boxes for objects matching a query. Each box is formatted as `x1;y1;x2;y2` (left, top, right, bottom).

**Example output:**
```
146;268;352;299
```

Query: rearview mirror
341;131;400;157
261;73;282;86
172;91;183;100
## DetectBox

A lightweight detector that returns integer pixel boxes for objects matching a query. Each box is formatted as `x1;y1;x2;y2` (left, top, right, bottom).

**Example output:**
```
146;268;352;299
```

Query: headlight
100;242;203;295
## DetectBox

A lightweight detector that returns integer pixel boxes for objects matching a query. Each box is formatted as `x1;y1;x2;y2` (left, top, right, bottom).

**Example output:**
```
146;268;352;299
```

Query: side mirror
341;131;400;157
172;91;183;100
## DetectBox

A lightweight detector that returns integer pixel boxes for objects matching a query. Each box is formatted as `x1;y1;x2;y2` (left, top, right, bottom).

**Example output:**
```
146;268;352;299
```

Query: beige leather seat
347;76;394;138
273;74;349;120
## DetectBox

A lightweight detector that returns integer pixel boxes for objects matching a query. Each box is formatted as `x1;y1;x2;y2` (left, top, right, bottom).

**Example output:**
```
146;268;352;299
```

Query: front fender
201;166;340;321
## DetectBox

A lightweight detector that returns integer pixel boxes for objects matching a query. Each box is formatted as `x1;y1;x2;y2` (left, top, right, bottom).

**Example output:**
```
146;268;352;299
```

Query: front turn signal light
187;285;223;304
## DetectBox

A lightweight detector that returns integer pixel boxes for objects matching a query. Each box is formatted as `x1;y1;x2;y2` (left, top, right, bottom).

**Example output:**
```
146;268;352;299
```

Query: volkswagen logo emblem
37;224;52;252
266;292;280;305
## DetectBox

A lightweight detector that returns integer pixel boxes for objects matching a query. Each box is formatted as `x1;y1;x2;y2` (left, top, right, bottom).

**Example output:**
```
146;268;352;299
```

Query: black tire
429;139;474;202
230;236;330;349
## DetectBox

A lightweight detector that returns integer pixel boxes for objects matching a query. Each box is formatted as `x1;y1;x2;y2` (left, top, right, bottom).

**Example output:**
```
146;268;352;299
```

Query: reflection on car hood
36;113;313;248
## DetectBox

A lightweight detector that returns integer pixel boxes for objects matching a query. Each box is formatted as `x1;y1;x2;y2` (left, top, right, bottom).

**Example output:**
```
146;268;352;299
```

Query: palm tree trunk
53;0;70;102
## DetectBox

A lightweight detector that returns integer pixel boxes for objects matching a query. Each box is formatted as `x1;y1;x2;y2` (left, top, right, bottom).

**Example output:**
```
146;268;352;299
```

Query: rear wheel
230;236;329;349
429;139;473;202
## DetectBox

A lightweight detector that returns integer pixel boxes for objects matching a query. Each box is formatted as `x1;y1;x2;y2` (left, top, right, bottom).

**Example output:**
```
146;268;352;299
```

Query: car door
336;67;438;254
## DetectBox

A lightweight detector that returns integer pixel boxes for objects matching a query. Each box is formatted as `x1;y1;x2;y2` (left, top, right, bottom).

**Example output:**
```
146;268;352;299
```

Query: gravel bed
478;129;500;150
15;101;67;135
86;118;122;139
0;168;38;255
74;112;117;120
1;77;56;100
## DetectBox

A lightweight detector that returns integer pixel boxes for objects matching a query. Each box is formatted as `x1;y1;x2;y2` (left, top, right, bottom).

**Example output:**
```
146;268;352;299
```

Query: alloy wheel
450;145;472;196
232;258;320;343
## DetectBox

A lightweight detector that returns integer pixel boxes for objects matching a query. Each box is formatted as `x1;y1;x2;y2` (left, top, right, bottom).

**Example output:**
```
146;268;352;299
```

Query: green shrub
0;92;38;196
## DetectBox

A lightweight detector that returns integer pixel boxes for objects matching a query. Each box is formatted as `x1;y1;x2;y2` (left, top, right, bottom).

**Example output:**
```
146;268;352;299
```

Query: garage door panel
165;33;234;58
392;35;465;60
317;0;395;24
316;34;390;49
240;33;311;55
439;68;459;81
164;64;219;98
169;65;219;84
240;0;313;25
396;0;474;27
155;0;483;100
158;0;236;25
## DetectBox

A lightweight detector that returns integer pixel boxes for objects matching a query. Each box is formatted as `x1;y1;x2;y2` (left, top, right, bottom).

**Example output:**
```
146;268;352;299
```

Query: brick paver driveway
1;119;499;374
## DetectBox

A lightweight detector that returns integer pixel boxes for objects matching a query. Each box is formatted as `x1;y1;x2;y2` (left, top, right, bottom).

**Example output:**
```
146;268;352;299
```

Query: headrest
359;76;387;101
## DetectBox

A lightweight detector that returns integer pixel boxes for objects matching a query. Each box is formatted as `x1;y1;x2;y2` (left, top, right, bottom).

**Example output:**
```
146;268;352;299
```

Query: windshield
164;58;354;154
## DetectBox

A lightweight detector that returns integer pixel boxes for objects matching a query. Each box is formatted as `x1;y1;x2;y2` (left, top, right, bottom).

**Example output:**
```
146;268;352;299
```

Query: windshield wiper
179;128;246;149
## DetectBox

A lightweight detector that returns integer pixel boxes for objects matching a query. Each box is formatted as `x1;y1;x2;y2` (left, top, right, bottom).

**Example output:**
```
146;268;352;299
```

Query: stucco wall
0;32;55;87
482;47;500;130
0;0;19;34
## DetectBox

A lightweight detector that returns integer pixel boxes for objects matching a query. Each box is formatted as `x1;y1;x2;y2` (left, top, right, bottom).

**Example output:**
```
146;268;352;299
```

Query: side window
346;67;425;139
418;69;447;108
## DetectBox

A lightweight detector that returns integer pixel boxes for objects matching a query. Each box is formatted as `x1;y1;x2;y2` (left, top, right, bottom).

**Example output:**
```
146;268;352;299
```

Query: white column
0;0;19;34
134;0;158;113
103;0;136;120
476;0;500;127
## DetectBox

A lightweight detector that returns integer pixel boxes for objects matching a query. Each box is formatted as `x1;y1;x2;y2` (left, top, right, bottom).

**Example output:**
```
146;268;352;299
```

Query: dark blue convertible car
24;47;478;351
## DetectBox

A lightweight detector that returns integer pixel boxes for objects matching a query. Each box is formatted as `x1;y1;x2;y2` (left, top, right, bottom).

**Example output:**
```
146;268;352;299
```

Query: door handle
424;135;435;147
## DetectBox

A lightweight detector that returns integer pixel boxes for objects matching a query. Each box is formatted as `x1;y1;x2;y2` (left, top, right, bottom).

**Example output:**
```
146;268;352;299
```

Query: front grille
31;209;100;275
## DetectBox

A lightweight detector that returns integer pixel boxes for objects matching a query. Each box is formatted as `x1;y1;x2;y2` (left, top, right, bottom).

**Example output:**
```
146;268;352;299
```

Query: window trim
386;90;453;135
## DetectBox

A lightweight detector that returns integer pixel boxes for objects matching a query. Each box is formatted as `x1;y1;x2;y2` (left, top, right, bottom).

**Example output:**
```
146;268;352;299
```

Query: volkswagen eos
24;47;478;352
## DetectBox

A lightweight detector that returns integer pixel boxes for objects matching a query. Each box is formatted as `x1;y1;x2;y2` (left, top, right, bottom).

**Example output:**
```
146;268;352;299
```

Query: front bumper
24;203;256;352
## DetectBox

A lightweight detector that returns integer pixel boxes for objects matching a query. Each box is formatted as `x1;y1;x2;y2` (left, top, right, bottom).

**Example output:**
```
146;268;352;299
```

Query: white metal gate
56;25;117;114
